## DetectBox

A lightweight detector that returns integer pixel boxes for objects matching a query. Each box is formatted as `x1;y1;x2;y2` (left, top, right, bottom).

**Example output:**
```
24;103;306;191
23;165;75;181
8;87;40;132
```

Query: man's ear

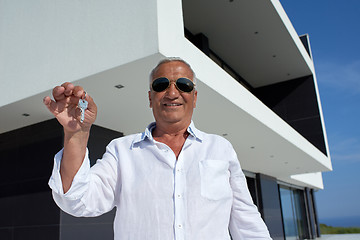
148;91;152;108
193;90;198;108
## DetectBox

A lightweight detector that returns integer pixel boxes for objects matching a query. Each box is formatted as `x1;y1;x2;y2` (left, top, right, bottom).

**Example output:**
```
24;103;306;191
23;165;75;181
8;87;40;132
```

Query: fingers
43;94;60;114
43;96;51;106
44;82;97;123
52;82;83;100
51;82;84;102
85;92;96;109
73;85;85;98
43;96;53;112
43;82;79;113
62;82;74;97
52;85;66;101
51;82;73;101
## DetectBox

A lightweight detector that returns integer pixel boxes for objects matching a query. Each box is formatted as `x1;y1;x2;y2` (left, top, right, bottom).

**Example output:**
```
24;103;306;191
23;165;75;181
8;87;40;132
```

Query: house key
78;92;88;123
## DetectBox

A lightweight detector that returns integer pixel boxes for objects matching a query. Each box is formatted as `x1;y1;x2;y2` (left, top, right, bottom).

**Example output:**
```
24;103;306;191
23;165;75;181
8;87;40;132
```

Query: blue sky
280;1;360;227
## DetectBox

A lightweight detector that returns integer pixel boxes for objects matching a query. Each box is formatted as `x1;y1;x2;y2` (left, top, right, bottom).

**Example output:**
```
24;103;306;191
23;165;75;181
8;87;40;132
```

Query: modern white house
0;0;332;239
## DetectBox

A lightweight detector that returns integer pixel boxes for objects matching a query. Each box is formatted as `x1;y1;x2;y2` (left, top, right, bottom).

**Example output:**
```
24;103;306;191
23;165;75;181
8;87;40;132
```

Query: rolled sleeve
48;143;119;217
48;148;90;197
48;148;92;216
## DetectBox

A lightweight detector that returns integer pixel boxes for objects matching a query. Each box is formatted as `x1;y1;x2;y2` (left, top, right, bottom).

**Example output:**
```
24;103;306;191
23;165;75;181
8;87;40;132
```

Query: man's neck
152;121;190;138
152;121;191;159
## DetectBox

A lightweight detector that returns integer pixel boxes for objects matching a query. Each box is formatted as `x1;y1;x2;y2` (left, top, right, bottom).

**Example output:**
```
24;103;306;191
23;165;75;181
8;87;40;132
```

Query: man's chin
159;117;190;126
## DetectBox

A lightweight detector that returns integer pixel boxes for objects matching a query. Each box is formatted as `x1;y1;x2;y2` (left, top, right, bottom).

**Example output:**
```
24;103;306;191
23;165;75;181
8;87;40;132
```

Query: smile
164;103;182;107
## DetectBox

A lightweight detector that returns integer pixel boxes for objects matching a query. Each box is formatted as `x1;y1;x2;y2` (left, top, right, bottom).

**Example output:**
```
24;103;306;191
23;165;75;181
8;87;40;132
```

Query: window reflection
280;186;308;240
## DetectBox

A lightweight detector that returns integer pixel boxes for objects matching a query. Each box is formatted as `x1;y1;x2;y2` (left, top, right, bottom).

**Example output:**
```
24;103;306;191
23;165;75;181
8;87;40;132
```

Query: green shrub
320;223;360;234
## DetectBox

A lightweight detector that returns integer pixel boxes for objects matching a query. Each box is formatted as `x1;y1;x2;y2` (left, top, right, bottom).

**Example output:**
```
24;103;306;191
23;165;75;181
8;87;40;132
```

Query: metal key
78;96;88;123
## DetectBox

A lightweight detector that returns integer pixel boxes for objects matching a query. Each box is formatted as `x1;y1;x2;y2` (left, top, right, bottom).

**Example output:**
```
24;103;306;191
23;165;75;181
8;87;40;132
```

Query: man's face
148;61;197;128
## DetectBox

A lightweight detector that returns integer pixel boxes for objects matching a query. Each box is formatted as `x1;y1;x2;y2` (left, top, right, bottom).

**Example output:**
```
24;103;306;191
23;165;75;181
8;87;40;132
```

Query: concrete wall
0;0;159;107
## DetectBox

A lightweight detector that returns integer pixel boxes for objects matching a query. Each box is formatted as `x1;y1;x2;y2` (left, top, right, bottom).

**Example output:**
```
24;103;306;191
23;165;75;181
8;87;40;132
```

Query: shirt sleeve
227;142;272;239
48;144;119;217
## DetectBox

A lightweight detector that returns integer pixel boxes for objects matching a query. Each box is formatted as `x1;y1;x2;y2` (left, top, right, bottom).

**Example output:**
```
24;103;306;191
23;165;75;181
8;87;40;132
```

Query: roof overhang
182;0;314;87
0;0;331;189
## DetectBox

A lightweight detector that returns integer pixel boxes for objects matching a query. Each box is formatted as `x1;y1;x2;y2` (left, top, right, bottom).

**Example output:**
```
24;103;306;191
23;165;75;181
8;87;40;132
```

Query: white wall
0;0;159;107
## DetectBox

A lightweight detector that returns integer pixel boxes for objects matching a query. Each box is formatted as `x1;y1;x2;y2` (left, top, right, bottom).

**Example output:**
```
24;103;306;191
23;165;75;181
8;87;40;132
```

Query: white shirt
49;122;272;240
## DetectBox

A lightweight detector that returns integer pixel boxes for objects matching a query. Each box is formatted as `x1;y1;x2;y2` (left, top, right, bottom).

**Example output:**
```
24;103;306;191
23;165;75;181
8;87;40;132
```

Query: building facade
0;0;332;239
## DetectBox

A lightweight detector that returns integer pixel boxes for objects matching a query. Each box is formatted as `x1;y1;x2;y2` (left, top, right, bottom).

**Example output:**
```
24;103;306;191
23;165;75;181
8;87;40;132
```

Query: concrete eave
0;0;331;189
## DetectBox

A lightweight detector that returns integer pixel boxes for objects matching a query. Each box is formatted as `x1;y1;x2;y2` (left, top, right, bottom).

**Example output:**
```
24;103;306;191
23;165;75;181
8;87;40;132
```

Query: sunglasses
151;77;195;93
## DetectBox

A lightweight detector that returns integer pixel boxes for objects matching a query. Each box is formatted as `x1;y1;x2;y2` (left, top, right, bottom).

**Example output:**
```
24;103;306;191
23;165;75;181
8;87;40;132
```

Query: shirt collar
187;121;203;142
132;121;203;147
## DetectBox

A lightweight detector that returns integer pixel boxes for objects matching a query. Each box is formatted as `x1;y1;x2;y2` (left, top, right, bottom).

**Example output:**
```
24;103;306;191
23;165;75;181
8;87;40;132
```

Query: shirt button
178;224;182;228
177;194;181;198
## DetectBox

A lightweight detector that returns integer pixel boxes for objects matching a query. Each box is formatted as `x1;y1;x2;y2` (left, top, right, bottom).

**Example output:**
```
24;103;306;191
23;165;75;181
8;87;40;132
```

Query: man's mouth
164;103;182;106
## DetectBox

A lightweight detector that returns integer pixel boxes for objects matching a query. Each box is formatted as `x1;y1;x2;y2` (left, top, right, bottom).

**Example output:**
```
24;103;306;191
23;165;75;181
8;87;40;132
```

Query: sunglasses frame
151;77;195;93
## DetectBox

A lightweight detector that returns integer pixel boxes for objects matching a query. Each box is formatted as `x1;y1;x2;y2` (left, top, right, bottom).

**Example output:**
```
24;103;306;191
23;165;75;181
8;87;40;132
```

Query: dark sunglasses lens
176;78;194;92
152;78;170;92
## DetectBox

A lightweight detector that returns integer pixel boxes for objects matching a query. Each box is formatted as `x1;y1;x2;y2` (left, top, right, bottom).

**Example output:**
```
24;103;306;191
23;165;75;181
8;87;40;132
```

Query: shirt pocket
199;160;232;201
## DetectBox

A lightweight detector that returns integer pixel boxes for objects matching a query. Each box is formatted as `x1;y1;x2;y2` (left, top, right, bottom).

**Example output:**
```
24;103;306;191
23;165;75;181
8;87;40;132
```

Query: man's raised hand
43;82;97;133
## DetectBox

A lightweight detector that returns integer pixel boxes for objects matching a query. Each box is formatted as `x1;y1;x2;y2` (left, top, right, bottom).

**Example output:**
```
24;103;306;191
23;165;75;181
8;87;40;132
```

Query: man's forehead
153;61;193;78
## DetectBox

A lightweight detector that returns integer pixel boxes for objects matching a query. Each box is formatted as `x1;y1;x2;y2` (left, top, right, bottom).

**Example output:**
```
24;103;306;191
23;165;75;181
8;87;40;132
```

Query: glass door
280;187;299;240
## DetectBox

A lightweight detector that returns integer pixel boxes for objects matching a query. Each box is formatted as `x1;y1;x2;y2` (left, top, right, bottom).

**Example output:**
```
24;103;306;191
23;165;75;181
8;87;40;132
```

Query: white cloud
328;135;360;163
331;153;360;162
316;60;360;94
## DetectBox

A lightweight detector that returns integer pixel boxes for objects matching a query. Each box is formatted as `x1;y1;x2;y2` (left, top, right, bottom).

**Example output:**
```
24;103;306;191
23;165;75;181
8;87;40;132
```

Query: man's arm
43;82;97;193
226;141;272;239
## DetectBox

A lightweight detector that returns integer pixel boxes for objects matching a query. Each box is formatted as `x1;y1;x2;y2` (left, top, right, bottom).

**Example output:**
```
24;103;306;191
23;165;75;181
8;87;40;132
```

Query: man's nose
165;82;180;98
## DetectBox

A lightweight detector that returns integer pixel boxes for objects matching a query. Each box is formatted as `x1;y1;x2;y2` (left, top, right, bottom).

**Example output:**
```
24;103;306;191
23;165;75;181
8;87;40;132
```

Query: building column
305;188;321;239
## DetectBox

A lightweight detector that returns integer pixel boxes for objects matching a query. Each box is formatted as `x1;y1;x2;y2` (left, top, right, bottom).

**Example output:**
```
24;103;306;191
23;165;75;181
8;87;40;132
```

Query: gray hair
149;57;197;89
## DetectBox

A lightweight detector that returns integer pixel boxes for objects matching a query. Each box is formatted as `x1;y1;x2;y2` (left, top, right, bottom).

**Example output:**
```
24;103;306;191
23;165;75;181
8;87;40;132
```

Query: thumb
83;92;97;119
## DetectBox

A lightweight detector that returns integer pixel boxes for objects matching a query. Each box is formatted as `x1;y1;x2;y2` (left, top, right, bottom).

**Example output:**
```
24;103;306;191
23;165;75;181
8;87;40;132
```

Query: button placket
174;152;186;240
154;141;176;169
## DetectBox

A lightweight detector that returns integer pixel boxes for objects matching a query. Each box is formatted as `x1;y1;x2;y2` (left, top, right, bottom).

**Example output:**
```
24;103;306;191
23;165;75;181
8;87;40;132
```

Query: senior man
44;58;272;240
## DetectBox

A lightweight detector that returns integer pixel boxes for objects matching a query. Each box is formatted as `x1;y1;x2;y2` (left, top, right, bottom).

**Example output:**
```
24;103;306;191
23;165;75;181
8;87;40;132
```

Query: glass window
293;189;308;239
280;187;298;240
246;176;258;207
280;186;309;240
